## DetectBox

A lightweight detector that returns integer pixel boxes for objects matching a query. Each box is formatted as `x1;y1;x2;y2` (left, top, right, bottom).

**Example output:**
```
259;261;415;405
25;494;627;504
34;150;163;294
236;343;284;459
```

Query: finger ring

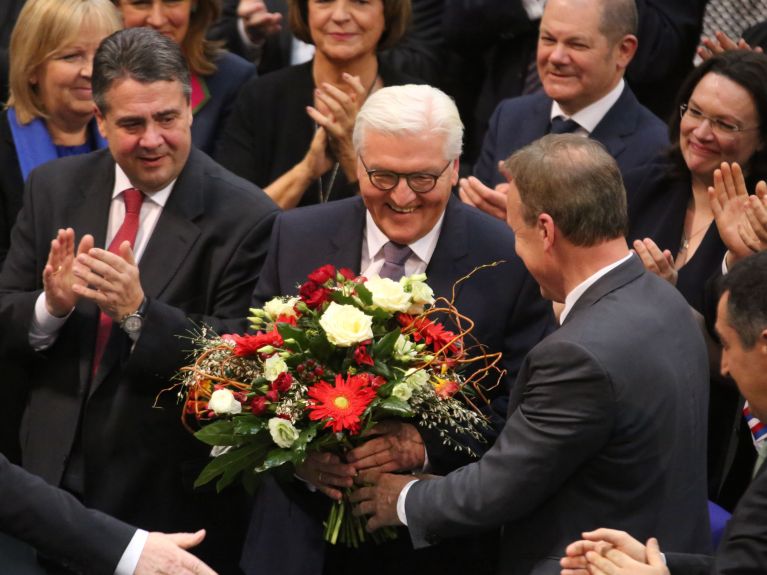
318;472;324;483
53;265;62;275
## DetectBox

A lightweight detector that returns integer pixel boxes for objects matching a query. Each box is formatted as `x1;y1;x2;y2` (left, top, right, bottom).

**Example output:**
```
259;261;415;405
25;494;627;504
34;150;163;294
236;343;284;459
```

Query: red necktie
91;188;144;378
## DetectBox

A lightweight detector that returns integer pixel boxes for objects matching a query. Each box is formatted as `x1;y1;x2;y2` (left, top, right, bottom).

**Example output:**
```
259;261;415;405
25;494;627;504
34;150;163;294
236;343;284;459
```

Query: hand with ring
296;451;356;501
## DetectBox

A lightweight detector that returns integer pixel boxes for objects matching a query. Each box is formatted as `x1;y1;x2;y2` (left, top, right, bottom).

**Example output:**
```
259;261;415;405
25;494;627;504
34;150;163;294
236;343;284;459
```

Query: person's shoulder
277;196;363;230
194;149;278;212
213;50;256;75
235;61;311;103
449;199;517;254
28;149;112;181
495;92;549;117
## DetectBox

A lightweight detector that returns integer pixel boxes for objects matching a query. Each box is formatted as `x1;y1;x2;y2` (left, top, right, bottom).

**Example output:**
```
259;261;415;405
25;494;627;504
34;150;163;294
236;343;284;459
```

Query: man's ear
95;106;107;139
615;34;638;70
538;213;556;251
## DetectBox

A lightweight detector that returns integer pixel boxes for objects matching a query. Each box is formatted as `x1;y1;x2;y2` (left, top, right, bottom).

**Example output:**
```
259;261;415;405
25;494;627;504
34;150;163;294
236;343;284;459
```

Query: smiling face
96;77;192;192
308;0;385;63
680;72;763;185
537;0;634;115
31;22;109;131
358;130;457;245
116;0;193;46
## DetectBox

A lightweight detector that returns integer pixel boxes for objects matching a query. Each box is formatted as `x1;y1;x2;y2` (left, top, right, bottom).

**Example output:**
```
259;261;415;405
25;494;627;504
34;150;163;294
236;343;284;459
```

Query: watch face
123;315;143;333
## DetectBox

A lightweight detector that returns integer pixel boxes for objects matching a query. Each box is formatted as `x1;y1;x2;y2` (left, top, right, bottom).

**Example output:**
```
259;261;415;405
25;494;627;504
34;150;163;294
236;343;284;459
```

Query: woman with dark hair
215;0;413;209
113;0;256;153
626;50;767;313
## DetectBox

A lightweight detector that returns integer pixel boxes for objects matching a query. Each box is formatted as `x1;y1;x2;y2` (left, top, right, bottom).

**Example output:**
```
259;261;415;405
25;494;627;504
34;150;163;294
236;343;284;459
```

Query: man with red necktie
0;28;277;574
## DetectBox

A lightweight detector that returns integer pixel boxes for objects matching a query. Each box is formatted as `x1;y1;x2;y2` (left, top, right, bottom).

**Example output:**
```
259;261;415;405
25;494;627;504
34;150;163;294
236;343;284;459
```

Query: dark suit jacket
192;51;257;155
0;147;278;570
667;463;767;575
241;195;553;575
0;453;134;575
473;86;668;187
406;256;712;575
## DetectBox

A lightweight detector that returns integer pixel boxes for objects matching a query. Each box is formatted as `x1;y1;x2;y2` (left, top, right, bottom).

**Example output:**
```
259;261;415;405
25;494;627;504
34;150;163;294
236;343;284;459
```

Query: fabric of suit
666;463;767;575
405;256;712;575
240;195;554;575
0;453;134;575
473;87;668;188
214;60;413;208
191;51;257;155
0;147;278;573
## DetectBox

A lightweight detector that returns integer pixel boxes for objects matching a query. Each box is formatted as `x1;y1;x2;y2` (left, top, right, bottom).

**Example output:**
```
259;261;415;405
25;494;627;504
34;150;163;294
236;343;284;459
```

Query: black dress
215;59;413;208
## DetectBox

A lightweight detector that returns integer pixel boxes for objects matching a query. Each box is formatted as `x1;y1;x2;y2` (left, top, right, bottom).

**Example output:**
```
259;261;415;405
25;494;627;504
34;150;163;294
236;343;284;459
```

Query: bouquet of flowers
177;264;500;546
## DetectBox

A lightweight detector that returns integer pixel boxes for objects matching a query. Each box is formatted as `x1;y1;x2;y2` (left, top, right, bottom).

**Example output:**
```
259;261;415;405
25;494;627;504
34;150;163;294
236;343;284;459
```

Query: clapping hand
740;182;767;254
237;0;282;45
43;228;93;317
561;529;668;575
633;238;678;285
698;31;763;61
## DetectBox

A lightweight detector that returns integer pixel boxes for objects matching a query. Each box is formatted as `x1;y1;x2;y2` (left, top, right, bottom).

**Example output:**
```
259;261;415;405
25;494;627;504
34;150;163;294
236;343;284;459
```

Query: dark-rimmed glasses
680;103;759;137
360;156;452;193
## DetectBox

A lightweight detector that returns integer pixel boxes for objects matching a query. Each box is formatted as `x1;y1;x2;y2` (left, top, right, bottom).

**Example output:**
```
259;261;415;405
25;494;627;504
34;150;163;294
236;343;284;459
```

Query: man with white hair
240;84;552;575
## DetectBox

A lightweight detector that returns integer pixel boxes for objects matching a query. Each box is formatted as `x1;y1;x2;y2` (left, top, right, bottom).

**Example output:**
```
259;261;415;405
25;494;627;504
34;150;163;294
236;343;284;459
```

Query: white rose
208;389;242;415
263;297;299;320
405;369;430;389
319;302;374;347
408;279;434;305
391;383;413;402
268;417;300;449
394;334;415;357
263;354;289;382
366;275;411;312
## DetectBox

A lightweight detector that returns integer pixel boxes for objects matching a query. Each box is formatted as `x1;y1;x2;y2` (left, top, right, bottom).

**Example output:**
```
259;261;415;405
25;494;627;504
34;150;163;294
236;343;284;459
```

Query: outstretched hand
136;529;217;575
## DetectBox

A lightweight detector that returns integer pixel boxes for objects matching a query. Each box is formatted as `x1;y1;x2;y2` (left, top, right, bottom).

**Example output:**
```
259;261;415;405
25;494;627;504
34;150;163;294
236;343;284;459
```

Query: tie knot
123;188;144;215
549;117;581;135
382;241;412;266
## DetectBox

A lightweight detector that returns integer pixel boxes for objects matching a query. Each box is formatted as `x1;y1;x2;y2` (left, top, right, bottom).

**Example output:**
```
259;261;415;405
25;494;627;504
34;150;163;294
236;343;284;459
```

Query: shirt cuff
114;529;147;575
397;479;418;526
722;253;730;275
29;292;71;350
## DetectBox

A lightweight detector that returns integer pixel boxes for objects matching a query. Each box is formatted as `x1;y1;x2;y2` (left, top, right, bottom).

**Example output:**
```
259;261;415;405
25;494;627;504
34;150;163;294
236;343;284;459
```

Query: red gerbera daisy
307;374;377;434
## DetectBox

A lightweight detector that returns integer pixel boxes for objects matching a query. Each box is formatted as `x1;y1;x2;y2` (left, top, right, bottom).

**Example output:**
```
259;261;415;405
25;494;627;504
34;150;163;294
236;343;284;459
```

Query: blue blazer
473;86;669;187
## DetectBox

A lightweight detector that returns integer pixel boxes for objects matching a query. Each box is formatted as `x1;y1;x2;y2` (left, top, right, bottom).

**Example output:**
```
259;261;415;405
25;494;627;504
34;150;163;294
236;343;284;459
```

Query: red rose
250;396;267;415
265;389;279;402
271;372;294;393
338;267;356;280
299;281;330;309
353;344;375;367
308;264;336;284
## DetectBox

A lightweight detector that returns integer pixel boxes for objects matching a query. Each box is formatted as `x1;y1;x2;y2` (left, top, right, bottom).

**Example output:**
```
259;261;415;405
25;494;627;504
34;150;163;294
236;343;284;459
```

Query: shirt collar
550;78;625;134
559;252;633;324
113;164;174;207
364;210;446;267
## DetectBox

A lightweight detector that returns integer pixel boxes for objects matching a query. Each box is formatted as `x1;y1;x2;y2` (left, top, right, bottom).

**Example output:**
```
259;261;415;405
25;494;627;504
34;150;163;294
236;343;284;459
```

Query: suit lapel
326;197;367;274
590;86;639;160
426;197;470;301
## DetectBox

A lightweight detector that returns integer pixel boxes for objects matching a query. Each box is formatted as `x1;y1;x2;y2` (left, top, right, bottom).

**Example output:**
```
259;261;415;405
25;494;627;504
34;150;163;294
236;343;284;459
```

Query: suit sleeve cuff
397;479;418;526
114;529;147;575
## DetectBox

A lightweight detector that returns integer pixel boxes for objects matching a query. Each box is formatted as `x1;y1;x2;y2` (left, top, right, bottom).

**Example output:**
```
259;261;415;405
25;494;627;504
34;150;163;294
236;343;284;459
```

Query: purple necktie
379;241;412;281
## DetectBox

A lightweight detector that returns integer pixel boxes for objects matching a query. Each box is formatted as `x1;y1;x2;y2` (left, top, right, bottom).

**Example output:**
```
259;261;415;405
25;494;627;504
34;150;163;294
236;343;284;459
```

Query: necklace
314;68;379;203
679;220;712;252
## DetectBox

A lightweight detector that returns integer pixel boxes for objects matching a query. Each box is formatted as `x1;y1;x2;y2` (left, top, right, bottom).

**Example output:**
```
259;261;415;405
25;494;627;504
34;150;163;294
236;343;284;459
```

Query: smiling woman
214;0;412;209
112;0;257;154
0;0;121;266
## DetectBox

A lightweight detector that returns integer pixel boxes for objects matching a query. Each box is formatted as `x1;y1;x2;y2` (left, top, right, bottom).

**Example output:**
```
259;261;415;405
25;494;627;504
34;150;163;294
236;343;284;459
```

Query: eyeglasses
360;156;452;193
679;103;759;136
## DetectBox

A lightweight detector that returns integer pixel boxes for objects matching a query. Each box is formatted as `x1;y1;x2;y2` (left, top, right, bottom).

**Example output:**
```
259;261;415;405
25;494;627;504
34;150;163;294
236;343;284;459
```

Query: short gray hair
353;84;463;160
92;27;191;113
599;0;638;44
504;134;628;246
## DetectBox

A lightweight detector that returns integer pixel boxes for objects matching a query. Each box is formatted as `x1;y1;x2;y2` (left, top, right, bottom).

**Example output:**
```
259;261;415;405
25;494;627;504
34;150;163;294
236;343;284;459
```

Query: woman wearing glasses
625;50;767;313
215;0;412;209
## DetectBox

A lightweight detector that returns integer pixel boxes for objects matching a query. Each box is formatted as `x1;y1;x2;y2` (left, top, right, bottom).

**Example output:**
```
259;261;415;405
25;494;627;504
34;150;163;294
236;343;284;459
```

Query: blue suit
241;195;553;575
473;86;669;187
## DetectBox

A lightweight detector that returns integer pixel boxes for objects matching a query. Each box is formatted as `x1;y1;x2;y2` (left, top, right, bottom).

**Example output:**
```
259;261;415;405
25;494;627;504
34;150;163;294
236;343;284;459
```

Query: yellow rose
366;275;411;312
319;302;374;347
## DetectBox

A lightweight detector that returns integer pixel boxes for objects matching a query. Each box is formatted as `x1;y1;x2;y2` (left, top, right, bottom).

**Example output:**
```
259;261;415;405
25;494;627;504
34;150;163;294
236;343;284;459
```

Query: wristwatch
120;296;149;336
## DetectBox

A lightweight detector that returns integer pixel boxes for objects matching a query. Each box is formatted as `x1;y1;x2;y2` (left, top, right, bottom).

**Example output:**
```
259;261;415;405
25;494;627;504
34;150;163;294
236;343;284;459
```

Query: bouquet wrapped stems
324;488;398;547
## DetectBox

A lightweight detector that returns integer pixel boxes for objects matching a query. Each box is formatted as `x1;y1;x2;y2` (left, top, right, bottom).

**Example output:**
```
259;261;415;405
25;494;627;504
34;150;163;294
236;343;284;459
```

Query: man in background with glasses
239;83;554;575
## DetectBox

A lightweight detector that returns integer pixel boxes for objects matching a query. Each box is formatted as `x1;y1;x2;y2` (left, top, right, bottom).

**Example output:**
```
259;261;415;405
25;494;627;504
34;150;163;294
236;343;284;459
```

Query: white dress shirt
550;79;626;135
29;166;174;350
397;252;635;525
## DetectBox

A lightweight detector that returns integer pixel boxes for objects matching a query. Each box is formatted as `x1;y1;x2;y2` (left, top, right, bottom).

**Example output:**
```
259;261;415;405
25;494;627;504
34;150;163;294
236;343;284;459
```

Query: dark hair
504;134;628;246
721;251;767;348
287;0;411;51
92;27;191;113
668;51;767;184
598;0;638;44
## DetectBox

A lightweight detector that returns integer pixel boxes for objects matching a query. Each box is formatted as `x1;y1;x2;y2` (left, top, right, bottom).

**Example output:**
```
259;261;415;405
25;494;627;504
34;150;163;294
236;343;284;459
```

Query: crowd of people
0;0;766;574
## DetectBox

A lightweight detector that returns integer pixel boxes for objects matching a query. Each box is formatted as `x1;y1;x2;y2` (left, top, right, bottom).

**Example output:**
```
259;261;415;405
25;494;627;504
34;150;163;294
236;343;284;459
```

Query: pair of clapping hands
43;228;144;322
560;529;670;575
635;163;767;286
296;421;426;501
